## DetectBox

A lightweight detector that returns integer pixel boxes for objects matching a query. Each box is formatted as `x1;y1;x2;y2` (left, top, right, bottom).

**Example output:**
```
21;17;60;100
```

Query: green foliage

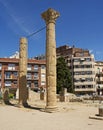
56;57;73;94
0;96;2;99
9;93;14;99
0;92;2;99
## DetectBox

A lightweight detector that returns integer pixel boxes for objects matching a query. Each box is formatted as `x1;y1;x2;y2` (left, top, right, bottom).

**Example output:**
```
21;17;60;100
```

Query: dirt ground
0;98;103;130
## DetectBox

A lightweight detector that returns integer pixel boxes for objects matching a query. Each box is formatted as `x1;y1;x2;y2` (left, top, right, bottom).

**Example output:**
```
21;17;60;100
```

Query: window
81;71;85;75
86;65;92;68
86;78;93;82
74;59;80;62
80;58;85;62
8;64;15;70
0;63;2;70
41;81;45;85
88;85;93;88
5;72;12;79
27;64;32;71
74;78;80;82
13;81;17;84
75;86;80;89
41;65;45;69
27;81;31;87
74;65;79;68
82;86;86;88
34;73;38;79
0;73;1;79
86;71;92;75
80;78;85;82
34;81;38;87
85;58;91;61
74;72;80;75
34;65;38;70
13;72;18;78
27;73;32;79
5;81;11;87
41;73;45;78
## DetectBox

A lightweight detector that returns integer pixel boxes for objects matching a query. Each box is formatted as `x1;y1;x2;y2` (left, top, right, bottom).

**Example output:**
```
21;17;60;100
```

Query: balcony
74;81;95;85
73;68;93;71
75;88;96;92
73;61;93;65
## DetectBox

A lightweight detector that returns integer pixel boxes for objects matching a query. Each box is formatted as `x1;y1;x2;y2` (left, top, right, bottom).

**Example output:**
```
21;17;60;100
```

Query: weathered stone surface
99;105;103;117
3;88;9;104
41;8;60;24
19;37;28;106
40;87;45;100
59;88;68;102
41;8;60;111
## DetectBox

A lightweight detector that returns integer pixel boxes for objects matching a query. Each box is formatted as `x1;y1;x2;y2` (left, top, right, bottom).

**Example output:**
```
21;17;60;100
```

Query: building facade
95;61;103;95
56;45;96;95
0;58;46;93
1;45;103;96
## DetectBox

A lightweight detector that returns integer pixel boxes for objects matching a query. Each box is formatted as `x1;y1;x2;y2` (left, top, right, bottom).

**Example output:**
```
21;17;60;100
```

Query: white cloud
89;49;93;53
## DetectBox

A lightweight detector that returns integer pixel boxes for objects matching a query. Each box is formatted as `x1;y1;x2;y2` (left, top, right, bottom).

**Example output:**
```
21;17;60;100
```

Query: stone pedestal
60;88;68;102
40;88;45;100
99;105;103;117
41;8;60;112
40;92;44;100
18;37;28;107
3;88;9;104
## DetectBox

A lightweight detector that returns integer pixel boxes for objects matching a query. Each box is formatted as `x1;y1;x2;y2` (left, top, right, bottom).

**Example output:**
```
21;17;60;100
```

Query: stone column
19;37;28;106
41;8;60;111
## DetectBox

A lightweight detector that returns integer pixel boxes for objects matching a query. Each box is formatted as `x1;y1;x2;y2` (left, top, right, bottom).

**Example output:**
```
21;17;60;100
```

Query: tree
56;57;73;94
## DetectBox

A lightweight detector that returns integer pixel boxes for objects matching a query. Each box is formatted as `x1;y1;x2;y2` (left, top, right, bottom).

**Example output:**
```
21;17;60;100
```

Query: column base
45;105;58;113
15;102;29;108
99;106;103;117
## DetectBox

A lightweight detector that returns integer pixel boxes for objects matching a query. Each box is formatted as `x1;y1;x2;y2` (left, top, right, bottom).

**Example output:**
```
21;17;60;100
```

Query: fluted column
19;37;28;106
41;8;60;111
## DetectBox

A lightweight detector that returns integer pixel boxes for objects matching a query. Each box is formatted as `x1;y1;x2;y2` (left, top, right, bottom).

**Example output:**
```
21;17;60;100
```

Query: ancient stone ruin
18;37;28;107
41;8;60;112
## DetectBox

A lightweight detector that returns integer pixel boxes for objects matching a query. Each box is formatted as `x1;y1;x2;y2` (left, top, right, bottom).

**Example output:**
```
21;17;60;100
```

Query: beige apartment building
95;61;103;95
56;45;96;95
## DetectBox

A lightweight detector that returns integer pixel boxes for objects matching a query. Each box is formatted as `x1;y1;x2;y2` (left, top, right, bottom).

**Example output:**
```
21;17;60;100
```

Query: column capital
41;8;60;24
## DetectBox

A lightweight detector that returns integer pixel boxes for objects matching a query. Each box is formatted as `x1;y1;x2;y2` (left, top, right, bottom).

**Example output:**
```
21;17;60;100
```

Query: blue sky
0;0;103;61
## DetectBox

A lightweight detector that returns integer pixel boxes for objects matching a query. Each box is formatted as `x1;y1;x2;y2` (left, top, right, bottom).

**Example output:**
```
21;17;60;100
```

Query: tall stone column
19;37;28;106
41;8;60;111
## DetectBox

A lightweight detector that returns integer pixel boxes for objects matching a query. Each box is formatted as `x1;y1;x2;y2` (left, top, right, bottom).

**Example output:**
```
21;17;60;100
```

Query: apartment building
95;61;103;95
56;45;96;95
0;58;46;93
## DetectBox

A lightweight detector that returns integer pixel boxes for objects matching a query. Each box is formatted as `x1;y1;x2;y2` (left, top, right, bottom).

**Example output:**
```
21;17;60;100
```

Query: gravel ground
0;99;103;130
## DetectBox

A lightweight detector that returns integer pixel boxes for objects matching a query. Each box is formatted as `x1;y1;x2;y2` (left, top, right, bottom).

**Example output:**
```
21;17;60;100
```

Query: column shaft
46;22;57;108
19;37;28;106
